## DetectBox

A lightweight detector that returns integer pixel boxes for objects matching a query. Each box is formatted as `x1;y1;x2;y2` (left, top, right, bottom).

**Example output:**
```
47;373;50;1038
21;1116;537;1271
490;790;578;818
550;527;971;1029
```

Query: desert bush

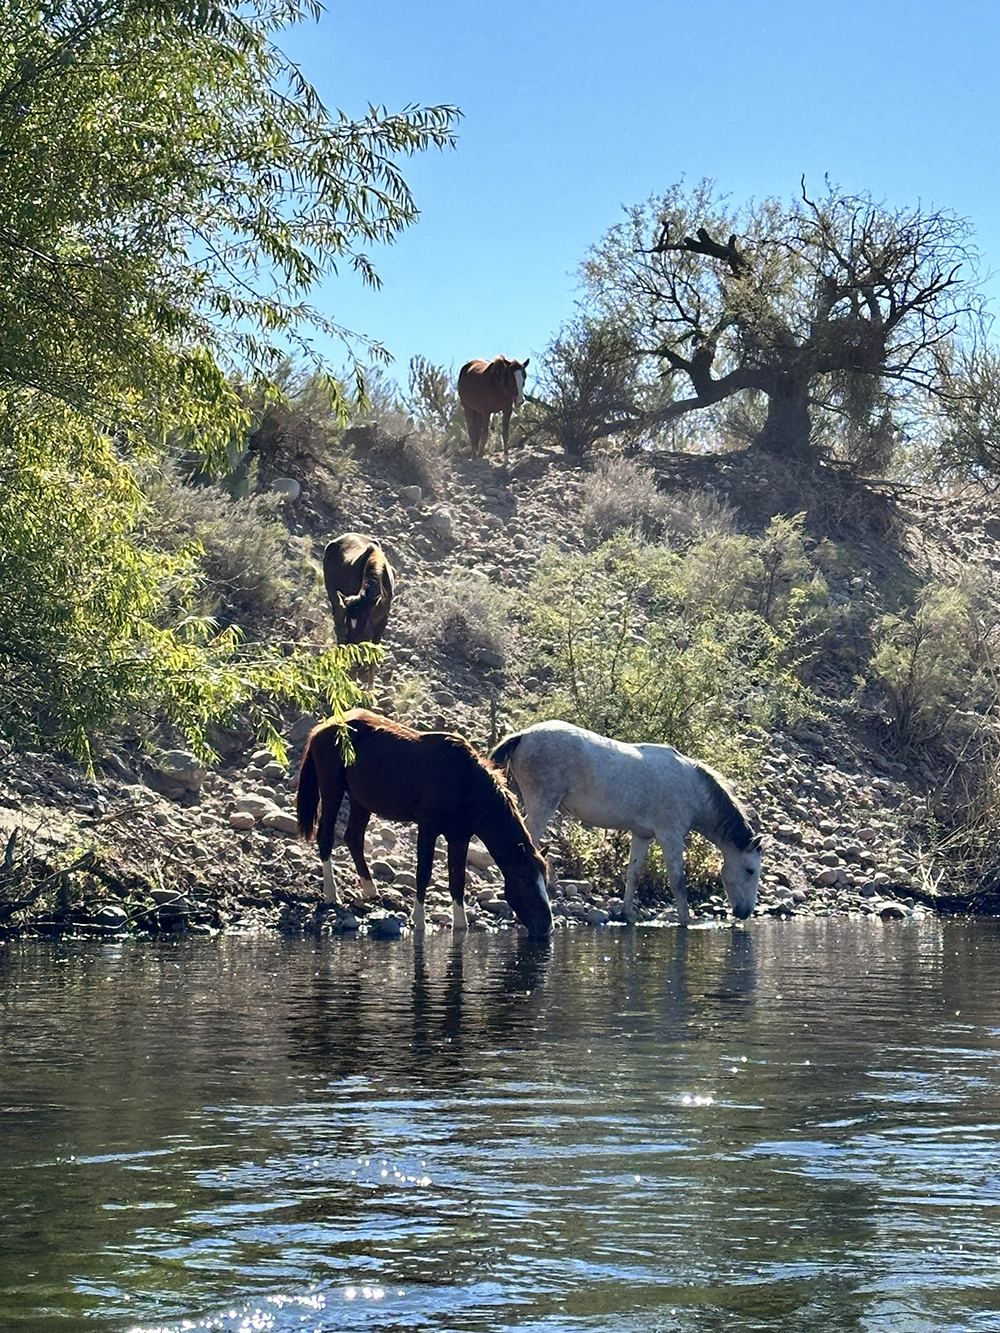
523;316;662;455
659;487;736;542
140;465;304;635
408;573;511;665
579;456;671;542
363;424;449;498
335;363;450;495
247;370;354;492
178;364;354;501
580;456;736;546
867;579;994;751
405;356;470;454
922;736;1000;897
511;520;828;776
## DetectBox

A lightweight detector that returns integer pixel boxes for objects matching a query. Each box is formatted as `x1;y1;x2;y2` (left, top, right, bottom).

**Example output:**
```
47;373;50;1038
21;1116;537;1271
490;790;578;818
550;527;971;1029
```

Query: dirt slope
2;439;997;938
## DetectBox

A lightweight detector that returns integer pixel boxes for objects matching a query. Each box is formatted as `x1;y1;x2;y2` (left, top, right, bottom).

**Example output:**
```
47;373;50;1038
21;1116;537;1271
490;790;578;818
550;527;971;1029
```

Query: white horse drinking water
490;720;762;925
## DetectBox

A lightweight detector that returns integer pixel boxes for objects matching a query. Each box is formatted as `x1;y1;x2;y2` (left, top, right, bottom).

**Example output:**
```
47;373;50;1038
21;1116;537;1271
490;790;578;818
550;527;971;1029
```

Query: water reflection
285;932;554;1084
1;921;1000;1333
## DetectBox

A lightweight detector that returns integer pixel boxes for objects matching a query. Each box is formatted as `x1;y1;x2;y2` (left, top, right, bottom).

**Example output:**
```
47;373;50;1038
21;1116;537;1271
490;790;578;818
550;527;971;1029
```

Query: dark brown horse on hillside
457;356;529;462
323;534;395;689
297;709;552;938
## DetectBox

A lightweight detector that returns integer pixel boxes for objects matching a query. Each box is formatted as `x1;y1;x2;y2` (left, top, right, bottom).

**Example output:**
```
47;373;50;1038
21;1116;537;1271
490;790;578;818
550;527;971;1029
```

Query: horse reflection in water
652;924;758;1034
297;709;552;938
284;934;553;1086
491;719;762;925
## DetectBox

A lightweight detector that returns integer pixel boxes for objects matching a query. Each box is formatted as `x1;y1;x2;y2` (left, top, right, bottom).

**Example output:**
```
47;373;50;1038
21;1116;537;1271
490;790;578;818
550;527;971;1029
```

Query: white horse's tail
489;732;524;769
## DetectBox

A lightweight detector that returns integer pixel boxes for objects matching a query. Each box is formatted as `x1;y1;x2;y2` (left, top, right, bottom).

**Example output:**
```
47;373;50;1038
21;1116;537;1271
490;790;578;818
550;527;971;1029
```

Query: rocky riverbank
2;441;996;940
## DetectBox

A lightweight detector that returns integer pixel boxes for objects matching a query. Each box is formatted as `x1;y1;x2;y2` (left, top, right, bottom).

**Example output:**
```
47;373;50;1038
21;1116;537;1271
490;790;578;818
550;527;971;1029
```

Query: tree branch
650;224;747;273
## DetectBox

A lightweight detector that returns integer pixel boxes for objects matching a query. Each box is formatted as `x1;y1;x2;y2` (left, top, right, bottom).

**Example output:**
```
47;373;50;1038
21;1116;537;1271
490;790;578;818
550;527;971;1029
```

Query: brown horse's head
502;838;552;938
504;356;528;409
333;590;371;645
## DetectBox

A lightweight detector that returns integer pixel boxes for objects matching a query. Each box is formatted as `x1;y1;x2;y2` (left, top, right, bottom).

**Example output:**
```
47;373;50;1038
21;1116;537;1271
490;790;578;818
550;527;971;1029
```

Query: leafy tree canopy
0;0;459;759
575;179;982;469
0;0;459;457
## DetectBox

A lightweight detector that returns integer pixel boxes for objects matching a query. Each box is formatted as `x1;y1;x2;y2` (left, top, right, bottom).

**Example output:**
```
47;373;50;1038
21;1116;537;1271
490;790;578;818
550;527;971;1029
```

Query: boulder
144;750;205;799
262;811;298;836
234;794;281;821
270;477;301;502
368;912;406;939
427;508;455;540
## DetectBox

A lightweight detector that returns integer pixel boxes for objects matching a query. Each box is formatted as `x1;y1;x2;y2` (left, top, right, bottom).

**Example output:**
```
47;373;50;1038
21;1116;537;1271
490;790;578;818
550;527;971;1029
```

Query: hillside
2;430;999;939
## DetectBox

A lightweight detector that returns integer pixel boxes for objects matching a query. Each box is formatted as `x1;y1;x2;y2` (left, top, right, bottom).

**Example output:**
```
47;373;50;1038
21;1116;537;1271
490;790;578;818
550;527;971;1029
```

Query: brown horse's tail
296;736;321;842
489;732;524;769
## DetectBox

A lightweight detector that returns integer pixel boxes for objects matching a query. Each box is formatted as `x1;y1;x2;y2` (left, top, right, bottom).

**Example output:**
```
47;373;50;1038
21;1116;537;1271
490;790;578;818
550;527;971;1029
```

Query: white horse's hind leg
658;838;689;925
322;859;338;905
522;793;562;853
623;834;652;922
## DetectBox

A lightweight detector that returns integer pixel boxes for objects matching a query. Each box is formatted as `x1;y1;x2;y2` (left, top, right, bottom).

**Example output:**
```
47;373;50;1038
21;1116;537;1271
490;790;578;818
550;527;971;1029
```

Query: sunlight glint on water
1;920;1000;1332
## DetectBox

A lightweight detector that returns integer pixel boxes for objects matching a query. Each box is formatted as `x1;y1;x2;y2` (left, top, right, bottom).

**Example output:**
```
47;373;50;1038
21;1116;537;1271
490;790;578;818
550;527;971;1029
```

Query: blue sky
280;0;1000;386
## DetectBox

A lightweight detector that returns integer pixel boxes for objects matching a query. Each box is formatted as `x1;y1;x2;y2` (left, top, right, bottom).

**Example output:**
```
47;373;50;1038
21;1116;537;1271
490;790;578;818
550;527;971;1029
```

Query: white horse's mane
695;763;755;851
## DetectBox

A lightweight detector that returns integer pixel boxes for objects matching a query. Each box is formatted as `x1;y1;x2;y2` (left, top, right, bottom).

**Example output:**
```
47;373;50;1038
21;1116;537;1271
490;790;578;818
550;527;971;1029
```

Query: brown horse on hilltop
323;534;395;689
297;710;552;938
457;356;529;462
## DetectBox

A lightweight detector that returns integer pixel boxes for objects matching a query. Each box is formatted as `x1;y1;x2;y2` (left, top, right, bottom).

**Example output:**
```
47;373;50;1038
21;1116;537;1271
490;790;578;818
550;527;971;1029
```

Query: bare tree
579;179;981;466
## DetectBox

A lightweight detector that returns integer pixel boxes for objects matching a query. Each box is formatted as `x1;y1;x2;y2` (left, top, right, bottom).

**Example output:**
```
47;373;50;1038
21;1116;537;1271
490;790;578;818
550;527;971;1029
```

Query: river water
2;920;1000;1333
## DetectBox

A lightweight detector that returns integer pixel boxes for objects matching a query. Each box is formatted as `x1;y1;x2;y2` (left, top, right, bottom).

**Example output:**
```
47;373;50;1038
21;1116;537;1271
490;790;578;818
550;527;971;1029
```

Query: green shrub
0;396;360;763
511;518;826;776
141;464;302;634
408;573;512;665
868;581;981;750
552;813;726;911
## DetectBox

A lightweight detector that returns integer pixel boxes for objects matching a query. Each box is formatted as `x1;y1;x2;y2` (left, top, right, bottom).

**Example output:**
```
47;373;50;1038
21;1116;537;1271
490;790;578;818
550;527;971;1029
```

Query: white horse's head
721;834;762;920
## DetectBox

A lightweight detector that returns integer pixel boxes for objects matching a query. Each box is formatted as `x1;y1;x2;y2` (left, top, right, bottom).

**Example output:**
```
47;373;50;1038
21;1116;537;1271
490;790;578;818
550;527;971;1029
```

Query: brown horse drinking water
297;710;552;938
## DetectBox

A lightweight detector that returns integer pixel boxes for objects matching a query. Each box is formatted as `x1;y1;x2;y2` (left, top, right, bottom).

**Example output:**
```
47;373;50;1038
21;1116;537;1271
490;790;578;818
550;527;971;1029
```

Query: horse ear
522;357;529;369
539;842;550;856
749;833;763;852
335;592;347;610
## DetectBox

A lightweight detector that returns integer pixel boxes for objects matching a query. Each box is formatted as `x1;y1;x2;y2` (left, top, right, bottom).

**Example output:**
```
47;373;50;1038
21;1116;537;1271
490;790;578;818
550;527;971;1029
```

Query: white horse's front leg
623;834;652;922
322;858;338;905
659;839;689;926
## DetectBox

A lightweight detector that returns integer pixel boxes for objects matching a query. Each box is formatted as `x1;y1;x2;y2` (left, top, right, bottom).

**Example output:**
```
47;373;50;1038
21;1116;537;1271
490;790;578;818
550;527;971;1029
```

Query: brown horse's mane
358;547;389;595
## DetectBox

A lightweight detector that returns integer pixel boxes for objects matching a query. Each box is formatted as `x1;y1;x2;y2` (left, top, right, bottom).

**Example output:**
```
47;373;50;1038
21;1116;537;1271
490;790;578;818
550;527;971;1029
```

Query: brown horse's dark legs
445;835;470;932
316;763;347;904
344;798;375;898
413;826;437;933
463;406;485;458
474;412;488;457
